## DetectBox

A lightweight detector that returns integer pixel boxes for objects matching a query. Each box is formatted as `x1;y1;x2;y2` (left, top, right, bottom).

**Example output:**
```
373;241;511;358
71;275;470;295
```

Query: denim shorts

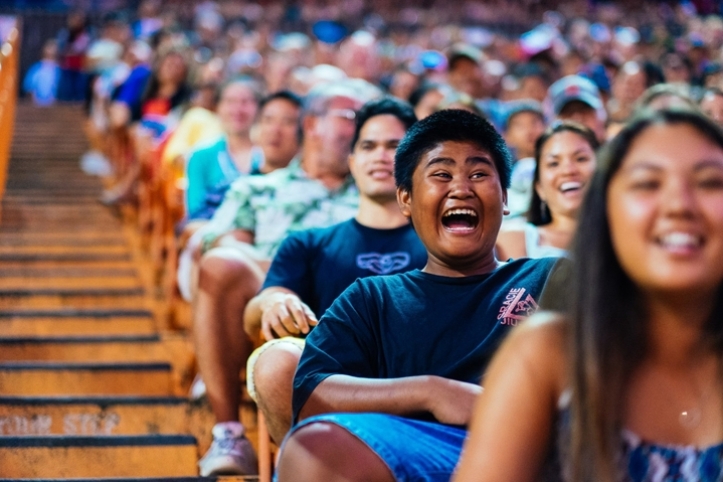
284;413;467;481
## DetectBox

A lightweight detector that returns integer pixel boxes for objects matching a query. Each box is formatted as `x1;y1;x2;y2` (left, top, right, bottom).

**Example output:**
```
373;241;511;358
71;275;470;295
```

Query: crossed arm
298;374;482;426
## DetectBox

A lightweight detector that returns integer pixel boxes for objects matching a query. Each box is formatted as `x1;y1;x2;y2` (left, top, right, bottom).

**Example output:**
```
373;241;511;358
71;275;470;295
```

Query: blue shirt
185;137;265;220
113;64;151;108
292;257;560;422
263;219;428;318
23;60;60;106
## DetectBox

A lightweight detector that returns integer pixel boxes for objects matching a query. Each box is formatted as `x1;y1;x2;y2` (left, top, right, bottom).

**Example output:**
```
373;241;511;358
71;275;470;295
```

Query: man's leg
278;413;467;481
193;246;265;475
250;341;304;444
276;422;395;482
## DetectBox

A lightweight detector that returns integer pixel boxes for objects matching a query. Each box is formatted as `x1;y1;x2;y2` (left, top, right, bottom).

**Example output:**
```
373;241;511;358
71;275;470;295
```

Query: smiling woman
453;109;723;482
496;121;598;260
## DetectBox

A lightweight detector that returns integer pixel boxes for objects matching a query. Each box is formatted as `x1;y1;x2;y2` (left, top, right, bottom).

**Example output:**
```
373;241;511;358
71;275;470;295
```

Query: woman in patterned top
454;109;723;482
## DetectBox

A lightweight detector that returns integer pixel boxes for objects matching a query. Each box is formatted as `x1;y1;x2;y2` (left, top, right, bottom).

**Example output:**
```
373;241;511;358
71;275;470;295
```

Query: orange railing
0;16;19;221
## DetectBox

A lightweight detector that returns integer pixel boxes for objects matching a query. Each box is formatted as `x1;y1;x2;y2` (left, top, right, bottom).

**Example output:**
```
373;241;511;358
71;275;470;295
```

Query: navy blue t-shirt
262;219;428;318
292;257;560;422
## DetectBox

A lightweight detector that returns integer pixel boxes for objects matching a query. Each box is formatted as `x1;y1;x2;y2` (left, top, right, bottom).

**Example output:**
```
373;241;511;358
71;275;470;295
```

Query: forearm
244;287;298;338
298;374;438;421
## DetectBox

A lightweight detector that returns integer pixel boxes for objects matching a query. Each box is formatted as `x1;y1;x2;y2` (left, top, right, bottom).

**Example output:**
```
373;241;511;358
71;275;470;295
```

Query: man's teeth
658;232;702;249
560;181;582;192
443;208;478;217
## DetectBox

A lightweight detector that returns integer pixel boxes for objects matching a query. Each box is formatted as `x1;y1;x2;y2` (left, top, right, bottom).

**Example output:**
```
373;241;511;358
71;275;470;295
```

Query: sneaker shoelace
214;436;242;455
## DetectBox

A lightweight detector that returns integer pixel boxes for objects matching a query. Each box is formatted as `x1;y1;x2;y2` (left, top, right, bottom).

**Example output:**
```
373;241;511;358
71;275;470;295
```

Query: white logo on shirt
357;252;411;275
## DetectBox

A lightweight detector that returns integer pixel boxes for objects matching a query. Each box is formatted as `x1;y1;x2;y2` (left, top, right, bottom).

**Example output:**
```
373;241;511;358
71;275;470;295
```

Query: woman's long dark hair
568;109;723;482
141;49;192;107
527;121;599;226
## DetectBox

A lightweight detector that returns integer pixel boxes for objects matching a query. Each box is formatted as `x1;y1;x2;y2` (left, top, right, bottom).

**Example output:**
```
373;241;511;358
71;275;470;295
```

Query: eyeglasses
327;108;356;121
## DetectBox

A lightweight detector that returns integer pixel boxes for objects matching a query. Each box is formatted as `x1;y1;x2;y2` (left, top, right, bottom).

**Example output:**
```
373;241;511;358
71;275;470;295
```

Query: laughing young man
243;97;427;445
276;109;562;482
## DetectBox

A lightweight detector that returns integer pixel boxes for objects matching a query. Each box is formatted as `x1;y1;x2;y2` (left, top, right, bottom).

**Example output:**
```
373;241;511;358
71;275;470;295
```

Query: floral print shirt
199;158;359;258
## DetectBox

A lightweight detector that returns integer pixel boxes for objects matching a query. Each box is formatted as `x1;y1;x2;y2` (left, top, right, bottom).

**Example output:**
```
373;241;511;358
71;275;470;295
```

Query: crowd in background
18;1;723;479
20;0;723;204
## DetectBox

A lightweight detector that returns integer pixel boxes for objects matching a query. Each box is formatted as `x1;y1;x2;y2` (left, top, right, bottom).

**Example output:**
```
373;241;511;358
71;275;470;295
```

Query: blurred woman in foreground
455;109;723;482
496;121;598;259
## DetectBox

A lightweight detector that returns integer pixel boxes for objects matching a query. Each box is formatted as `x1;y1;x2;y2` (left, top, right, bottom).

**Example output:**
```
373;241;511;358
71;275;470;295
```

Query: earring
540;200;548;219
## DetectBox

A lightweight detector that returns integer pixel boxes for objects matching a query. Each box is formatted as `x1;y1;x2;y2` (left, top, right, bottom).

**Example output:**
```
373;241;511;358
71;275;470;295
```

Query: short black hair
259;90;303;112
395;109;513;192
258;90;304;142
350;96;418;150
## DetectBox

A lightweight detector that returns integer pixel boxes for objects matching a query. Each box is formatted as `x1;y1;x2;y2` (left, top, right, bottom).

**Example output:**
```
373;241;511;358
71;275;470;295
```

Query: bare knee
253;344;302;401
198;248;261;297
277;422;394;482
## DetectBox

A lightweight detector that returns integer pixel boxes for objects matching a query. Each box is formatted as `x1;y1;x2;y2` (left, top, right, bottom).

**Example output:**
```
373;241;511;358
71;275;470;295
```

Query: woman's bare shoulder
501;312;568;387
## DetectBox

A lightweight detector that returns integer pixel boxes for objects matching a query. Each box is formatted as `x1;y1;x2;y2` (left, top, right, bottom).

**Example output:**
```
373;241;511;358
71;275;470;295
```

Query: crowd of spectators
21;0;723;479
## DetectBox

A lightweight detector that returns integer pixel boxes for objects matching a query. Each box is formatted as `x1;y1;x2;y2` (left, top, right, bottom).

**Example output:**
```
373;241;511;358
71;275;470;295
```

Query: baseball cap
447;43;484;68
547;75;604;115
503;99;545;129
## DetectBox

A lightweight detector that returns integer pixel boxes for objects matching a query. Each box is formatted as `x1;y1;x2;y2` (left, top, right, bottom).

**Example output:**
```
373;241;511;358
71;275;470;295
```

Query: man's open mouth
441;208;479;233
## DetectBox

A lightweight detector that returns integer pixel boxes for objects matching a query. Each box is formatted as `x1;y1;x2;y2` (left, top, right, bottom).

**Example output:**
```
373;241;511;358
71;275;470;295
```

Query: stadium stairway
0;103;259;480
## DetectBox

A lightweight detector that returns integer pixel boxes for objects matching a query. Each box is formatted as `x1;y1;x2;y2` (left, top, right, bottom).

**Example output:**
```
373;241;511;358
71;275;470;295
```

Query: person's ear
397;186;412;218
502;188;510;216
348;153;356;174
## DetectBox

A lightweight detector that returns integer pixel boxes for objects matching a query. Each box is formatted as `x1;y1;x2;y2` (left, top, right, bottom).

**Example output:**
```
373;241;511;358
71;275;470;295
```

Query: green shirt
199;158;359;258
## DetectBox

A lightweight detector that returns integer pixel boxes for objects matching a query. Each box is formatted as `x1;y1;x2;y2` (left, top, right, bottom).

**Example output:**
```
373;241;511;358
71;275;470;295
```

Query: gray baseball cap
547;75;604;115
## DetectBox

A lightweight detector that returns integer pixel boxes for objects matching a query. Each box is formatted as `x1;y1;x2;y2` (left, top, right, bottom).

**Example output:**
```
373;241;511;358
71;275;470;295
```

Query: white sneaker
189;374;207;401
198;421;259;476
80;150;113;177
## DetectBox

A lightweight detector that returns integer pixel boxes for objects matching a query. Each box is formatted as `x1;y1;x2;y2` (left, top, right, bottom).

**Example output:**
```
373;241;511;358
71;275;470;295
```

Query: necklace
679;407;703;429
658;366;717;431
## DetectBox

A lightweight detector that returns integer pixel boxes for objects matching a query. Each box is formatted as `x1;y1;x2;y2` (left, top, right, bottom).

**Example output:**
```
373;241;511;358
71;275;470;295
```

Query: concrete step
0;245;129;256
0;435;198;477
0;396;189;436
0;292;147;309
0;362;174;396
0;260;136;270
0;313;156;336
0;239;126;249
0;252;131;262
0;334;186;362
0;277;141;289
0;267;137;278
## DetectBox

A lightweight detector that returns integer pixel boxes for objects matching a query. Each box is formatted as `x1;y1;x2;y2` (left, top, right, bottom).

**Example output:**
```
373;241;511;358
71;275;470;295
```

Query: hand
425;377;483;426
260;292;318;341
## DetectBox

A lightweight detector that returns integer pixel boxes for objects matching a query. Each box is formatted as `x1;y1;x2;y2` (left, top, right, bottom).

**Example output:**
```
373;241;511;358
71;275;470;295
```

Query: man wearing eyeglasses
182;78;381;476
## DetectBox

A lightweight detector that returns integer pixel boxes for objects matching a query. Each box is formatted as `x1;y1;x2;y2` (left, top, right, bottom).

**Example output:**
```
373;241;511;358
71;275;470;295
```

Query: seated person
502;100;546;221
277;109;562;482
244;97;427;444
187;79;382;477
102;49;191;204
184;78;264;221
454;109;723;482
496;121;598;259
547;75;607;143
252;91;303;174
